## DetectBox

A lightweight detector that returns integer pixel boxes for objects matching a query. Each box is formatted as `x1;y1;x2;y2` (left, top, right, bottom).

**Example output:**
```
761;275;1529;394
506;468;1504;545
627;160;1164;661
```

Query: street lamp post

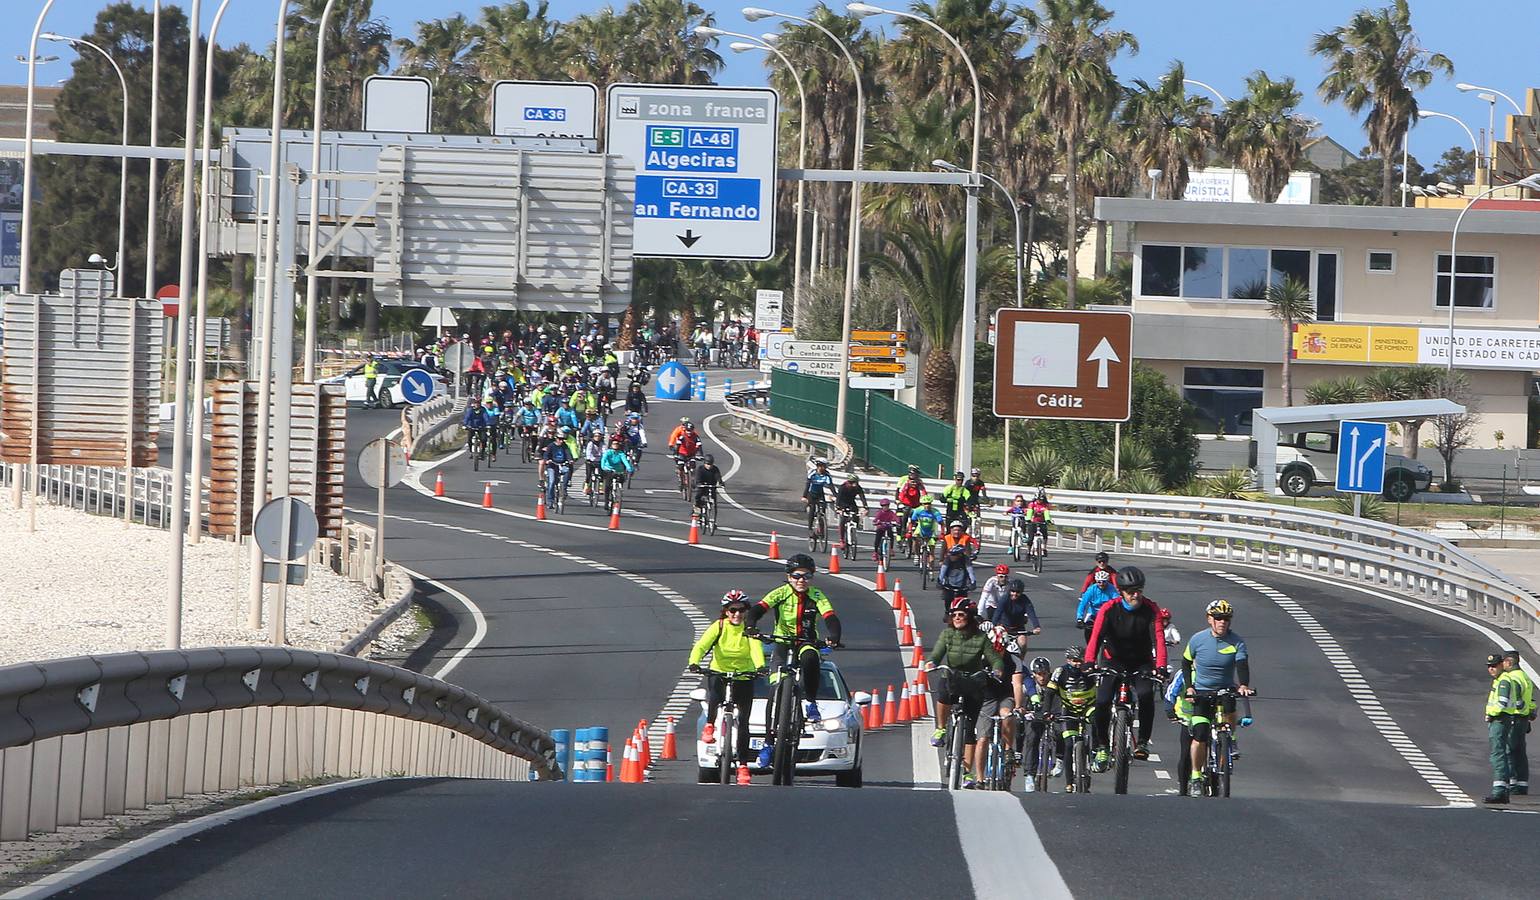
1444;173;1540;375
1418;109;1479;182
698;25;808;331
42;34;129;296
1456;82;1524;115
1182;78;1237;202
849;3;982;471
303;0;340;383
147;0;160;308
744;7;866;437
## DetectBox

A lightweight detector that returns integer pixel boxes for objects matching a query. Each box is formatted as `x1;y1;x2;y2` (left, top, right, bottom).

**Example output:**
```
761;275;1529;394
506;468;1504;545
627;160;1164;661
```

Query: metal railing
722;388;853;468
729;403;1539;635
0;647;561;842
1;462;181;529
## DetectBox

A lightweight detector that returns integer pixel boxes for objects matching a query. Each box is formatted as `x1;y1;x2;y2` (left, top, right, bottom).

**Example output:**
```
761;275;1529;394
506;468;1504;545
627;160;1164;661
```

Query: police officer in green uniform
363;356;380;409
1502;649;1534;796
1485;652;1525;804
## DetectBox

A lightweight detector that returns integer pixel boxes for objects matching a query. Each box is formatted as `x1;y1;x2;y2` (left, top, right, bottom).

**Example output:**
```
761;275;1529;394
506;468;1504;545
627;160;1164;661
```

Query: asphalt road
61;371;1540;897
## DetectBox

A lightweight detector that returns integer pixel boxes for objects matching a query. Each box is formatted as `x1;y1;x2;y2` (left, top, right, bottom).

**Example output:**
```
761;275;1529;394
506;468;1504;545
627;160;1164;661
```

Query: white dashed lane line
1207;570;1474;807
1052;583;1073;592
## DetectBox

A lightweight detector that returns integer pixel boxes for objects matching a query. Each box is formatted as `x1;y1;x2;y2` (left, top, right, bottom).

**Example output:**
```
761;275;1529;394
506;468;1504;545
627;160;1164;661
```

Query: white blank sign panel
1012;321;1080;388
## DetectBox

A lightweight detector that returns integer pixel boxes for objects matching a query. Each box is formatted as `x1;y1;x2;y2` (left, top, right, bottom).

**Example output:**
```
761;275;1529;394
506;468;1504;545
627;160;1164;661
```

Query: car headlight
820;716;844;732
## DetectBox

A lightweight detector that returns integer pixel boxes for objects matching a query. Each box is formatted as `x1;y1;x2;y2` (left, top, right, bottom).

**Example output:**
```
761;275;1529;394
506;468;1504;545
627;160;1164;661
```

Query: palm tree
1220;71;1315;202
618;0;722;85
395;14;483;133
1264;276;1315;406
1025;0;1136;307
863;94;976;229
1305;376;1369;406
870;220;1010;419
1121;62;1217;200
474;1;565;84
1365;364;1443;456
1311;0;1453;205
1076;123;1133;279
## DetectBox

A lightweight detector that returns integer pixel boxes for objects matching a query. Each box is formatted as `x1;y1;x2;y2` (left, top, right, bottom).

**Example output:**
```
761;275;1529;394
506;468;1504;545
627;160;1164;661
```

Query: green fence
768;368;954;476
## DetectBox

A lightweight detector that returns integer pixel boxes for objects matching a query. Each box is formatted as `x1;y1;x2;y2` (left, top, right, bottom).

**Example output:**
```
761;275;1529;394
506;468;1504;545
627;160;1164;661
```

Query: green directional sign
651;127;683;147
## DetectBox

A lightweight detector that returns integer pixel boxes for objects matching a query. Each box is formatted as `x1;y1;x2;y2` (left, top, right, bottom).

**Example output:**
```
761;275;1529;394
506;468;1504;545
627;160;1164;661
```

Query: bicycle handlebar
745;629;840;650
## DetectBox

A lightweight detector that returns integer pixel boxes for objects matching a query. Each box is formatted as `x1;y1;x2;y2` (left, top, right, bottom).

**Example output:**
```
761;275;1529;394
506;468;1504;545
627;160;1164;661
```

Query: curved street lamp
1444;172;1540;375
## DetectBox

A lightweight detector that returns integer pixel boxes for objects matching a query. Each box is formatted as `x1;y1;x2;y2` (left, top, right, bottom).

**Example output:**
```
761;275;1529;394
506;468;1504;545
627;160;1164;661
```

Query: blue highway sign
654;361;691;400
399;368;437;405
1335;419;1387;494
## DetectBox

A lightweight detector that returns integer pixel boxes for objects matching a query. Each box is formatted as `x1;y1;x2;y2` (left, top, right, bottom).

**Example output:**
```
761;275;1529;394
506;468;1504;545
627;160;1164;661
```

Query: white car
322;360;445;408
693;658;870;787
1276;430;1434;501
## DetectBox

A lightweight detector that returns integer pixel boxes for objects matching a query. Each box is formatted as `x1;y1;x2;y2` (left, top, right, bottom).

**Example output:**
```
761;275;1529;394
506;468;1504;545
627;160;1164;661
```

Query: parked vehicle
1275;430;1433;501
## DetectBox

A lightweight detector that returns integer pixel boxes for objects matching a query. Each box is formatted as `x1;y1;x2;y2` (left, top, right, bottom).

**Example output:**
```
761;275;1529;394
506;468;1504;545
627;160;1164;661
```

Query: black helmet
1118;565;1147;592
1094;551;1109;564
1008;579;1027;594
785;553;816;575
1030;656;1052;675
703;454;715;465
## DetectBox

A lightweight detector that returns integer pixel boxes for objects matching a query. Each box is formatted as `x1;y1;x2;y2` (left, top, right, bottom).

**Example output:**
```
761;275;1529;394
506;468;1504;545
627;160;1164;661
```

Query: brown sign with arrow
992;308;1133;421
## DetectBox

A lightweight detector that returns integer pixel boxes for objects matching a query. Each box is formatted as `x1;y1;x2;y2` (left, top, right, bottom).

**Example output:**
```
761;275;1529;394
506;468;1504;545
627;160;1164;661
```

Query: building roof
0;85;62;141
1095;196;1540;237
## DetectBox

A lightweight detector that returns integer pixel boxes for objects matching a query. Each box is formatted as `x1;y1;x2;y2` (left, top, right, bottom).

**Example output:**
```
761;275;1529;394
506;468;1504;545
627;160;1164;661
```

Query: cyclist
556;398;581;432
578;408;606;443
1076;569;1119;642
870;499;901;562
963;468;989;520
941;471;971;529
619;412;647;463
581;432;605;496
1045;646;1100;791
1085;565;1168;768
833;473;869;536
937;544;977;608
987;579;1042;636
1181;598;1253;797
909;496;944;553
624;380;648;415
926;598;1005;789
670;420;701;458
747;554;842;744
1080;551;1119;593
1026;488;1053;552
895;466;927;516
803;458;835;533
688;590;767;783
1019;655;1054;791
973;621;1019;785
1160;606;1181;648
692;453;723;516
942;520;979;560
461;397;492;451
599;436;635;498
979;564;1014;620
540;427;578;507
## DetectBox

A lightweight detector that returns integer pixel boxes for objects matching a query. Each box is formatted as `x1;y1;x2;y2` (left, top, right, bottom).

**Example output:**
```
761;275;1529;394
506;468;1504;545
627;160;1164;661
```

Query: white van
1276;430;1434;501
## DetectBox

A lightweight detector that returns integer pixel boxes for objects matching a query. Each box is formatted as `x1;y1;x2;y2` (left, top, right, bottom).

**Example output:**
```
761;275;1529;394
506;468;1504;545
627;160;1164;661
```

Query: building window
1316;252;1338;321
1227;248;1270;298
1183;367;1264;435
1140;244;1181;297
1367;250;1395;274
1434;252;1495;309
1183;246;1224;298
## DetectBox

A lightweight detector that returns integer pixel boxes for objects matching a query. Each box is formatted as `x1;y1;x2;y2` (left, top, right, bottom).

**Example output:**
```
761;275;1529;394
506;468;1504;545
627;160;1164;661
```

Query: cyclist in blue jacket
1075;568;1119;642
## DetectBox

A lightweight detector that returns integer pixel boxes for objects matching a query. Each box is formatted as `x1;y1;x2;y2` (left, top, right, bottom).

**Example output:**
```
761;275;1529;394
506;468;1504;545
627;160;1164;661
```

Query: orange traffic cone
874;559;888;591
907;681;924;720
916;680;933;719
481;483;494;508
605;748;614;782
609;500;622;530
620;738;636;782
892;579;906;611
828;543;841;574
882;685;898;726
897;684;912;723
639;720;653;771
434;472;446;497
900;611;914;647
688;514;701;545
535;494;547;520
916;665;929;689
661;717;678;761
866;689;881;730
910;638;925;669
767;531;781;560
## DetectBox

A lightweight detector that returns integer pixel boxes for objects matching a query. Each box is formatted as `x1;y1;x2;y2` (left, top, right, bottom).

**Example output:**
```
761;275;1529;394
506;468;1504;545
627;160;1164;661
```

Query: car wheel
1383;473;1415;503
1280;467;1312;497
696;766;716;784
835;765;863;788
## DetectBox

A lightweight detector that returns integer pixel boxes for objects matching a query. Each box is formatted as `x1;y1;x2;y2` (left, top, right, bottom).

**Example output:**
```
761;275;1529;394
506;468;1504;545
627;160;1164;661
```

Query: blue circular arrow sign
399;368;437;405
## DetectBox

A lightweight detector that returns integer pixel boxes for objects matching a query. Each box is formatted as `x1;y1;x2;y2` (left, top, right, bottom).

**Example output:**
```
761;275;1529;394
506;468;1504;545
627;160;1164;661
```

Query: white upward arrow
1347;426;1360;486
1086;337;1121;389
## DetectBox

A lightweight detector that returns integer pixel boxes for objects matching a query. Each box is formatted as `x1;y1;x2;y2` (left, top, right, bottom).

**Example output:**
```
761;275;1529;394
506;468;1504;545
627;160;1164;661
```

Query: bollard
552;729;572;781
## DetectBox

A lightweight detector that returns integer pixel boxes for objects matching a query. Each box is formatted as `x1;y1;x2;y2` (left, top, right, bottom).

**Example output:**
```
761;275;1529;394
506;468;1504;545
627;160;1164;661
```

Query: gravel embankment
0;502;416;666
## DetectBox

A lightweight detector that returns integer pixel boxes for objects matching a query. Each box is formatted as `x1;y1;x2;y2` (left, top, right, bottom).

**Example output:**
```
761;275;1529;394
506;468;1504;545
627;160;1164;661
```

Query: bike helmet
1008;579;1026;594
1095;551;1109;564
1093;569;1111;584
947;597;976;618
953;470;965;479
1206;599;1234;619
1065;645;1085;664
1118;565;1147;592
1035;488;1048;501
721;589;749;607
1030;656;1052;676
785;553;816;575
970;468;981;477
949;520;964;530
920;494;935;505
878;498;891;507
1158;606;1173;623
703;454;714;465
994;564;1010;575
846;473;860;483
679;416;691;424
907;464;920;474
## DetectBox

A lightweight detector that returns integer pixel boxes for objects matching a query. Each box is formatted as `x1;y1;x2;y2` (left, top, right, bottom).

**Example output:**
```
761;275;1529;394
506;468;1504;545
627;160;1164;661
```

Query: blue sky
11;1;1539;163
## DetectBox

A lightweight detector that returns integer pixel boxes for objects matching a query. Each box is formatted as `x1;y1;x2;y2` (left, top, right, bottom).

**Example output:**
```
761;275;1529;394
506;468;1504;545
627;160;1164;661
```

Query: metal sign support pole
268;166;301;636
1113;422;1122;481
376;450;387;592
1353;493;1362;519
270;497;291;644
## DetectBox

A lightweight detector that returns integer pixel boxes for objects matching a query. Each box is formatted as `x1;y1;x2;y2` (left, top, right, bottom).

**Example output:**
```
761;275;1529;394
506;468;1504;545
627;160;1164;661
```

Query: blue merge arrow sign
1335;419;1387;494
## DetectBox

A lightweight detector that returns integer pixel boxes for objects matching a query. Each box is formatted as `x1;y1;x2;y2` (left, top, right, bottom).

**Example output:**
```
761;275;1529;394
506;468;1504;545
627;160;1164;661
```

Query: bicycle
930;666;994;791
1037;706;1095;794
1008;518;1027;563
545;462;572;515
806;499;829;553
980;707;1019;791
751;631;837;787
1186;687;1254;798
873;528;895;569
467;427;489;472
601;468;626;511
584;462;600;507
915;535;937;591
520;426;537;465
1028;523;1047;574
837;508;862;557
675;454;696;501
694;345;711;369
695;486;719;535
695;671;759;786
1090;667;1166;795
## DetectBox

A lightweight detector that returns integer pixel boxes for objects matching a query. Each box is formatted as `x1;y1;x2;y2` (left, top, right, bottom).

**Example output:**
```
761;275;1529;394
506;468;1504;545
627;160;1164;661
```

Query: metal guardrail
729;403;1539;636
722;388;853;468
0;647;561;842
0;462;181;529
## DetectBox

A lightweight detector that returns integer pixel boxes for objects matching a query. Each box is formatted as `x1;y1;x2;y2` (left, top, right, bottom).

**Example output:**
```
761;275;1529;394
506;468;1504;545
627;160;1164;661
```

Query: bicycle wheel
707;498;718;535
771;677;799;786
1112;709;1132;795
1011;532;1021;562
922;555;932;591
718;708;735;786
472;437;481;472
1032;540;1044;574
947;715;967;791
522;438;533;465
1217;732;1233;798
1069;737;1085;792
1034;728;1053;793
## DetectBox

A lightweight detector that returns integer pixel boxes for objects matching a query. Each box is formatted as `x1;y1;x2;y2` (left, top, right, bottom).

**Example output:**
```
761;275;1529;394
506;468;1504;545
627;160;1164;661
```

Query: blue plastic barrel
552;728;572;781
584;726;609;783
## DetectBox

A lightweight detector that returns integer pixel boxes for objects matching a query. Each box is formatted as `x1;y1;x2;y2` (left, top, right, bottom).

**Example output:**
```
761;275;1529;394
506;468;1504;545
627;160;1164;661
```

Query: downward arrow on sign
1086;337;1121;389
678;229;701;248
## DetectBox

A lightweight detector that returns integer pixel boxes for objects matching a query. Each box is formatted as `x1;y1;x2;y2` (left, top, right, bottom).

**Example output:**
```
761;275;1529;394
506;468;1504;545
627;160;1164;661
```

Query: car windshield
752;661;847;702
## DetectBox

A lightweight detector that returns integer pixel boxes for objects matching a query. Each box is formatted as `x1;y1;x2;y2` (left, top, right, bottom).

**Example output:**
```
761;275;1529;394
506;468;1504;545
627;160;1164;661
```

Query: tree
869;219;1009;419
1265;277;1315;406
1311;0;1453;205
395;13;484;133
1306;148;1424;204
863;94;975;229
1430;144;1475;185
1220;71;1315;202
1121;61;1217;200
1365;363;1443;455
1027;364;1197;487
1432;370;1478;487
1304;376;1369;405
1025;0;1135;306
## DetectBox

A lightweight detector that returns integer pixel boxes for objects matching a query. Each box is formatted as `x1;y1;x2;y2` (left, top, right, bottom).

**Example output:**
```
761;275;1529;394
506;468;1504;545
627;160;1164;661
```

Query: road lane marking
951;791;1072;899
1052;583;1073;592
390;563;487;682
1208;570;1474;807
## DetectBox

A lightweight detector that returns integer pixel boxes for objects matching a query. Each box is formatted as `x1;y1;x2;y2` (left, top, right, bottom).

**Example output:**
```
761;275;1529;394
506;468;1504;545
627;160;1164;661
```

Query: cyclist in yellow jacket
689;590;767;777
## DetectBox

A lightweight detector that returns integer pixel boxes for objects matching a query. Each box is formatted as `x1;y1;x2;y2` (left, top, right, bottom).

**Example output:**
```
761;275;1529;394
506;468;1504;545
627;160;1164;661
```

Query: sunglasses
724;607;747;615
788;572;813;581
949;612;970;619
